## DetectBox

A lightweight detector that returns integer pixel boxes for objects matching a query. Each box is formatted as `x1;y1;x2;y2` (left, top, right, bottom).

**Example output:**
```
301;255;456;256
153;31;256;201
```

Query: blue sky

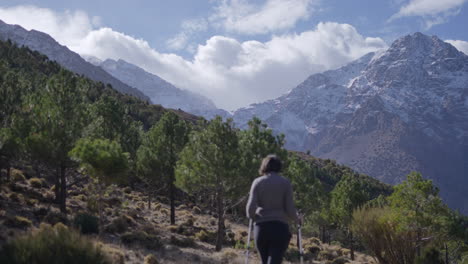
1;0;467;110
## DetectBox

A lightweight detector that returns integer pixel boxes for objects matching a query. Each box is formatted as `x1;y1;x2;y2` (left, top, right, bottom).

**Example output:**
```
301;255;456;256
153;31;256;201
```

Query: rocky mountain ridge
0;20;149;102
95;58;230;120
233;33;468;213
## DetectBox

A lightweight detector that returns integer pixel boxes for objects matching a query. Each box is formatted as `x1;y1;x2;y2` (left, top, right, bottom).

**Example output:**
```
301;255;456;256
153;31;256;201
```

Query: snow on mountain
96;59;230;120
233;33;468;213
0;20;149;102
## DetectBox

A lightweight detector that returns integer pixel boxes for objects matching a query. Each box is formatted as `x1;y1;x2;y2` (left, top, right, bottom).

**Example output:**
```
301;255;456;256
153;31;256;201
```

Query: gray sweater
246;172;298;224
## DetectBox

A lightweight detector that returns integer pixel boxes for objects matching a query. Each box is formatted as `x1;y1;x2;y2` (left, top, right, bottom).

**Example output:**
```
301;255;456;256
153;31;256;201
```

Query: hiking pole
245;218;253;264
297;223;304;264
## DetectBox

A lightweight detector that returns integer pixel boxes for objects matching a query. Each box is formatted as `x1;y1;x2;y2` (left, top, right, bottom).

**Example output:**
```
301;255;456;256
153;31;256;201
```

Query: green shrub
73;213;99;234
309;237;321;245
0;223;110;264
28;178;43;188
192;206;202;214
144;254;158;264
4;216;32;229
11;169;26;182
170;235;196;248
414;247;444;264
332;256;350;264
44;211;68;225
305;244;321;256
25;198;39;206
319;250;336;261
284;247;301;262
120;231;161;250
194;230;217;244
8;193;24;203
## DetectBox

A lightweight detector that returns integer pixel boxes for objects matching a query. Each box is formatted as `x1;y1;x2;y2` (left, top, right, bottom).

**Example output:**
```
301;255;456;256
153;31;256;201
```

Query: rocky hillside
233;33;468;214
0;165;376;264
0;20;149;102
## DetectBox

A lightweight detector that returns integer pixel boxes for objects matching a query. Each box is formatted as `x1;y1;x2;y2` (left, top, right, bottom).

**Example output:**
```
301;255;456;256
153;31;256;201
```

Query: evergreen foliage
137;111;190;223
176;117;241;251
0;223;110;264
0;38;466;261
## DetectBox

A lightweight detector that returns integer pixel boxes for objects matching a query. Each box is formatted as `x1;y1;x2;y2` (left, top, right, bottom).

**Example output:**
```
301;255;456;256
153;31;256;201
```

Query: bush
414;247;444;264
332;256;350;264
25;198;39;206
192;206;202;214
309;237;321;245
120;231;161;250
195;230;217;244
319;250;336;261
44;211;68;225
0;223;110;264
352;206;418;264
4;216;32;229
28;178;43;188
284;247;301;262
123;187;132;194
73;213;99;234
305;244;321;256
104;215;134;234
144;254;158;264
170;235;196;248
220;249;239;263
11;169;26;182
8;193;24;203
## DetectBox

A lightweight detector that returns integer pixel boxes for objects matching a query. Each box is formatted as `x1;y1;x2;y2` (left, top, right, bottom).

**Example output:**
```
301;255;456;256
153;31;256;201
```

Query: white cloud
211;0;316;35
166;18;208;50
390;0;468;28
446;39;468;55
0;5;95;47
0;6;387;110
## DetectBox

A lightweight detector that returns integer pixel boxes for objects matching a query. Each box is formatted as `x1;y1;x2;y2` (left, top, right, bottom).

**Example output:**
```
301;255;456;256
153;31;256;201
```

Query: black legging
254;221;291;264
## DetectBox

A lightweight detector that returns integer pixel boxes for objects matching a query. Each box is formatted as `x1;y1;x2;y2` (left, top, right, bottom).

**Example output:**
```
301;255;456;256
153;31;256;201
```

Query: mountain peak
387;32;461;59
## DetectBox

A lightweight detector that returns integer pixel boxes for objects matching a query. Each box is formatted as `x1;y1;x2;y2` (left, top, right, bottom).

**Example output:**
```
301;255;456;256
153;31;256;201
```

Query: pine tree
330;174;370;260
69;138;129;232
26;70;88;213
176;116;241;251
137;112;190;223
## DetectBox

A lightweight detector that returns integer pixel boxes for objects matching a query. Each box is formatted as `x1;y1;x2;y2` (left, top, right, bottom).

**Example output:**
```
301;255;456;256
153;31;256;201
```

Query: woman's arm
246;180;258;219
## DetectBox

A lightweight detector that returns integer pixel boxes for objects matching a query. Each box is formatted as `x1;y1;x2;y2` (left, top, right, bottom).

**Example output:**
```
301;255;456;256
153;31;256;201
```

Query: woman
246;154;300;264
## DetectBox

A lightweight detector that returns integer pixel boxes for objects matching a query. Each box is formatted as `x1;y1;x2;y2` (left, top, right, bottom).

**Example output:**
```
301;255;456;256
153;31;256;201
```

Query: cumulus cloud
211;0;316;35
166;18;208;50
0;5;98;47
390;0;468;28
0;6;387;110
446;39;468;55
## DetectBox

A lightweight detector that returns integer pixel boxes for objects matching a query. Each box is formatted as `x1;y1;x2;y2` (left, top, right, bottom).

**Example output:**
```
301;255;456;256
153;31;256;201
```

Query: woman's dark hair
258;154;282;175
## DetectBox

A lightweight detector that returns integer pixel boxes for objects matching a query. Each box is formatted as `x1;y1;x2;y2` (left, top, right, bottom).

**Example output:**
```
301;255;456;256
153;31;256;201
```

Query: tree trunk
320;226;325;243
445;243;448;264
98;183;103;236
59;164;67;214
55;166;60;203
148;192;152;210
170;177;176;225
6;165;11;182
350;231;355;260
34;162;40;178
215;186;224;252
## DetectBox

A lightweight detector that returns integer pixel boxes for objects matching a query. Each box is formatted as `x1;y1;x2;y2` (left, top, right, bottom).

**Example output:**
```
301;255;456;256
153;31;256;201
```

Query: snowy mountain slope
96;59;230;120
0;20;149;102
233;33;468;213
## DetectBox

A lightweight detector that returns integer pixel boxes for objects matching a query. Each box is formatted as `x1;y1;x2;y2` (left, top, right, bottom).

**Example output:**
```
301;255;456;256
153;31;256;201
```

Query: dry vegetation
0;167;375;263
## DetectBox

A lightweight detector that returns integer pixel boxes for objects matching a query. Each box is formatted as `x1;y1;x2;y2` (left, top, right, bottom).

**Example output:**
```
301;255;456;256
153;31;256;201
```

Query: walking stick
297;223;304;264
245;219;253;264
